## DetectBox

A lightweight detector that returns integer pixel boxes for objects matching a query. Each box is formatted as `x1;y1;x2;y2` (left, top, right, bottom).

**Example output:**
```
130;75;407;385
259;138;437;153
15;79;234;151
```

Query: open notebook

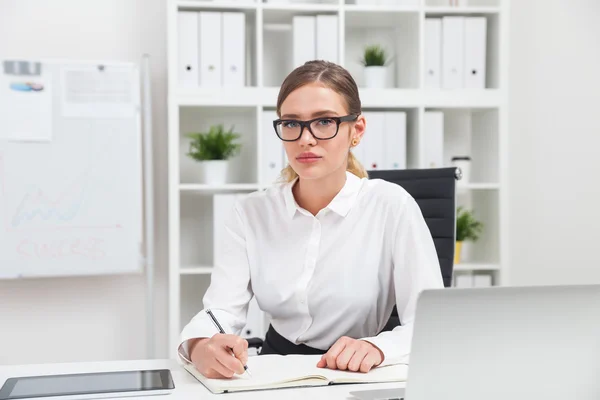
182;354;408;394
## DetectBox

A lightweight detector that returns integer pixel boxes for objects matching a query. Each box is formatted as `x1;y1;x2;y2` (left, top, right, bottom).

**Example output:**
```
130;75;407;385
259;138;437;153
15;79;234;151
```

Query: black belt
259;325;327;356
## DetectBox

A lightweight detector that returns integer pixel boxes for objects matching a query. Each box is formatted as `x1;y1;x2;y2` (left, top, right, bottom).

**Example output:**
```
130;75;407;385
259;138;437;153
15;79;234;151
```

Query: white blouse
179;171;444;367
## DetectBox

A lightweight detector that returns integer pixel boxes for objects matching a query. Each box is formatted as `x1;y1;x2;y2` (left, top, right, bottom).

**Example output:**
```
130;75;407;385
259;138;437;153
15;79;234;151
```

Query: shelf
174;88;502;108
262;3;339;12
424;6;500;15
343;4;419;13
177;0;258;11
175;88;263;106
420;89;501;108
180;183;261;192
180;266;214;274
454;263;500;272
458;183;499;190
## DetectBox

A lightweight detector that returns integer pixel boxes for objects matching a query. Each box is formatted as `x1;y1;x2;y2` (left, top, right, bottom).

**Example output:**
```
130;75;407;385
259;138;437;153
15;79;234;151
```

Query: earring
351;138;359;146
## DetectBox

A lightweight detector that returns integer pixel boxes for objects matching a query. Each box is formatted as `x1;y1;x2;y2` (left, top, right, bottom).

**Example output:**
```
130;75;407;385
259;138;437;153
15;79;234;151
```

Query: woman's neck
293;168;347;216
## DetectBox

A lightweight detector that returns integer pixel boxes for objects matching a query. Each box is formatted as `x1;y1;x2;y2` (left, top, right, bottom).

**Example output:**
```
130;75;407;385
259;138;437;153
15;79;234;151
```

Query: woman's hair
276;60;368;182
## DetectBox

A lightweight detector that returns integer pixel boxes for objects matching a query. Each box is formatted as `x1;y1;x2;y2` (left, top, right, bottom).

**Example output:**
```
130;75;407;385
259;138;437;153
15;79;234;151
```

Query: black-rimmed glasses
273;114;359;142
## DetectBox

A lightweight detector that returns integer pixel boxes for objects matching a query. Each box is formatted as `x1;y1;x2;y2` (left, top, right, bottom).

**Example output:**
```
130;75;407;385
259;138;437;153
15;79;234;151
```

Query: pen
205;309;252;378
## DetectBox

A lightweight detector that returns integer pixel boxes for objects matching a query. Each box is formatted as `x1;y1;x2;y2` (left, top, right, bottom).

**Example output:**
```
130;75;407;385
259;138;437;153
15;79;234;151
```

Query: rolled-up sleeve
178;200;253;362
361;196;444;367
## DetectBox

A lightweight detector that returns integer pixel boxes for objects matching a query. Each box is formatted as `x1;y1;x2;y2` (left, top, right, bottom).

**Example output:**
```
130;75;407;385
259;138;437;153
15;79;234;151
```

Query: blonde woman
179;60;443;379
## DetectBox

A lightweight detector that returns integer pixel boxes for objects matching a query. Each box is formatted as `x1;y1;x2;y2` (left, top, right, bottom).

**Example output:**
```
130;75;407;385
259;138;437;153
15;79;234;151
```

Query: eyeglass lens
276;118;338;140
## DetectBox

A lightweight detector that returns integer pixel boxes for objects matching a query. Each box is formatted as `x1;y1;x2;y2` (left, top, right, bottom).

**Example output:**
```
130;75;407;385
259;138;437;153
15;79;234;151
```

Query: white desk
0;359;406;400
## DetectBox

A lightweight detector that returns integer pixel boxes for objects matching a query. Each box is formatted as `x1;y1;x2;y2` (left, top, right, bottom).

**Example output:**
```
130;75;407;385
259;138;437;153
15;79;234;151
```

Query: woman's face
278;83;365;181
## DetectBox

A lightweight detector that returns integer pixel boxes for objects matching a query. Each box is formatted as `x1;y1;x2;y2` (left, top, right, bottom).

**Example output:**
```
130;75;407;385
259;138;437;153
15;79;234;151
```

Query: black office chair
247;167;461;348
368;167;460;332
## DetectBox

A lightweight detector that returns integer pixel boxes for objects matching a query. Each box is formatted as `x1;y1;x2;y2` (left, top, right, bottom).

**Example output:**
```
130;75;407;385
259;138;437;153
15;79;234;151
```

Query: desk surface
0;359;405;400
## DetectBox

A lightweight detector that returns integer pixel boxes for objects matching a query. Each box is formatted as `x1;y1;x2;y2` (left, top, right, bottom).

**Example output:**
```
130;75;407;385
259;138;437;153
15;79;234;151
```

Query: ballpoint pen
205;309;252;378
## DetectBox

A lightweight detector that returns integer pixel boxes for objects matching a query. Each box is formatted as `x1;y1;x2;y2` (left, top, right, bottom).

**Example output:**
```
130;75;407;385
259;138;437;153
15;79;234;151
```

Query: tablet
0;369;175;400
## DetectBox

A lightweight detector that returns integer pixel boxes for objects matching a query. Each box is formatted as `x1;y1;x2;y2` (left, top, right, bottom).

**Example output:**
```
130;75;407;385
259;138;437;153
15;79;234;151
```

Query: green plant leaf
185;124;242;161
360;44;389;66
456;206;484;242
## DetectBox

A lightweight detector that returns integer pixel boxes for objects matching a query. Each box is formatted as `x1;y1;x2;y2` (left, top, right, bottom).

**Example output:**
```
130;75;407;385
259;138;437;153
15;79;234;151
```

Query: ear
351;114;366;145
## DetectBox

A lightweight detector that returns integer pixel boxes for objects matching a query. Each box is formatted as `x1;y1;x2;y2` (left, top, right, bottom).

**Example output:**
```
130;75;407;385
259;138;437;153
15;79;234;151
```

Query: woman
178;60;444;379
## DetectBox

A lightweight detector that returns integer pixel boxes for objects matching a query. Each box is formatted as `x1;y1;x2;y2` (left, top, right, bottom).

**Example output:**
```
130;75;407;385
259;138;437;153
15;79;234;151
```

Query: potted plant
185;124;241;185
455;207;483;264
360;44;390;88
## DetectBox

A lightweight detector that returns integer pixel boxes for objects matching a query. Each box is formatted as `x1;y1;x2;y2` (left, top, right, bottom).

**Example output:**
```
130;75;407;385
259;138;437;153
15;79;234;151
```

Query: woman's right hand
189;334;249;379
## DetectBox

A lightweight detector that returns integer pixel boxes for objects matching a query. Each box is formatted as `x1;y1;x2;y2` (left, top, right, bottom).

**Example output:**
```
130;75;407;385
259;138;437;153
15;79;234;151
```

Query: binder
222;12;246;87
363;111;385;171
423;111;444;168
464;17;487;89
473;274;493;288
454;274;473;288
316;15;338;64
177;11;199;88
199;11;222;87
442;16;465;89
261;110;285;185
424;18;442;89
293;16;316;68
383;112;407;170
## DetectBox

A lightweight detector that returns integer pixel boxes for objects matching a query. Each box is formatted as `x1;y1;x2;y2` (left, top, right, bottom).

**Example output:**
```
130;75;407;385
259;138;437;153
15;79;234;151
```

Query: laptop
351;284;600;400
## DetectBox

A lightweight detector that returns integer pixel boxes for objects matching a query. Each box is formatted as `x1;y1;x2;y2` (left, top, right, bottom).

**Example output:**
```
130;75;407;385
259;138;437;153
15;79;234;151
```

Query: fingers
335;345;357;371
202;363;231;379
230;335;249;366
322;337;349;369
317;337;382;373
358;353;379;373
218;334;249;361
347;346;369;372
214;345;246;375
192;334;249;379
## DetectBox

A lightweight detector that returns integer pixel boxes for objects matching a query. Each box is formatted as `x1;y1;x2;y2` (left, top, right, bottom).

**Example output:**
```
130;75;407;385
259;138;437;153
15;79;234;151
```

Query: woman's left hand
316;336;384;373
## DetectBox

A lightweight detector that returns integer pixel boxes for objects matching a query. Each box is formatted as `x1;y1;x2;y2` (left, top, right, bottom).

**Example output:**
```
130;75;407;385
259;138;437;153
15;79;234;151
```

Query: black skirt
259;325;327;356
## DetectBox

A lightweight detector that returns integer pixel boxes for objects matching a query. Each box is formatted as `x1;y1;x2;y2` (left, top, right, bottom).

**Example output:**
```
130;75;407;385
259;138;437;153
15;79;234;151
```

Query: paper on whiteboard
0;60;53;142
60;65;137;118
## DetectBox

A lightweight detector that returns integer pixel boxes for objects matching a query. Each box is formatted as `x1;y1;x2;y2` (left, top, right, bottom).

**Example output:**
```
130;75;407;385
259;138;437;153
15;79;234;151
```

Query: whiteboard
0;59;143;279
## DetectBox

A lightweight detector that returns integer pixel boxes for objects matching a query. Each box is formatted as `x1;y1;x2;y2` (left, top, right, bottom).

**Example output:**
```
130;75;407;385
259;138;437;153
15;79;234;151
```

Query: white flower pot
200;160;229;185
364;66;387;88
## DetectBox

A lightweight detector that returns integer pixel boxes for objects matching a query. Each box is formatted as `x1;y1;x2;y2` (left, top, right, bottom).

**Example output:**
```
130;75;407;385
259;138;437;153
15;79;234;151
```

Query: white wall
508;0;600;285
0;0;169;364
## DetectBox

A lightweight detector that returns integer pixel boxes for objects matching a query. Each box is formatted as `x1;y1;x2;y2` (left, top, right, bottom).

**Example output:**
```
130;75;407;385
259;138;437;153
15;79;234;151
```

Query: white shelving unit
167;0;510;358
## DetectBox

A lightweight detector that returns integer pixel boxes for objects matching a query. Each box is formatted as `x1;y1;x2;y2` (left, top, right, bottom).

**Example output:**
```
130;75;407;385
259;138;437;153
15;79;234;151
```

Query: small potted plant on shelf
360;44;390;89
185;124;241;185
455;207;484;264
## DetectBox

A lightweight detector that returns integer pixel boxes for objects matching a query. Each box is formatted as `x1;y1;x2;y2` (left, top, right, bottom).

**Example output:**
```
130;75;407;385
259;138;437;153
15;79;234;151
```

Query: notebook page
318;362;409;384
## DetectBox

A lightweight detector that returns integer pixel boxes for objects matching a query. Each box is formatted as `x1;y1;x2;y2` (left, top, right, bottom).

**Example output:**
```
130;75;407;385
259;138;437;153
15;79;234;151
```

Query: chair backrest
368;167;460;331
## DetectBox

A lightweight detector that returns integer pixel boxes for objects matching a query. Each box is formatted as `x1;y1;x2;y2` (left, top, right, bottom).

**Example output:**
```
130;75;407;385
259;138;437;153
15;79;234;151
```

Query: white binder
423;111;444;168
424;18;442;89
177;11;199;88
222;12;246;87
464;17;487;89
363;111;385;171
293;16;316;68
473;274;493;288
261;110;285;185
316;15;338;64
383;112;407;170
442;16;465;89
199;11;222;87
